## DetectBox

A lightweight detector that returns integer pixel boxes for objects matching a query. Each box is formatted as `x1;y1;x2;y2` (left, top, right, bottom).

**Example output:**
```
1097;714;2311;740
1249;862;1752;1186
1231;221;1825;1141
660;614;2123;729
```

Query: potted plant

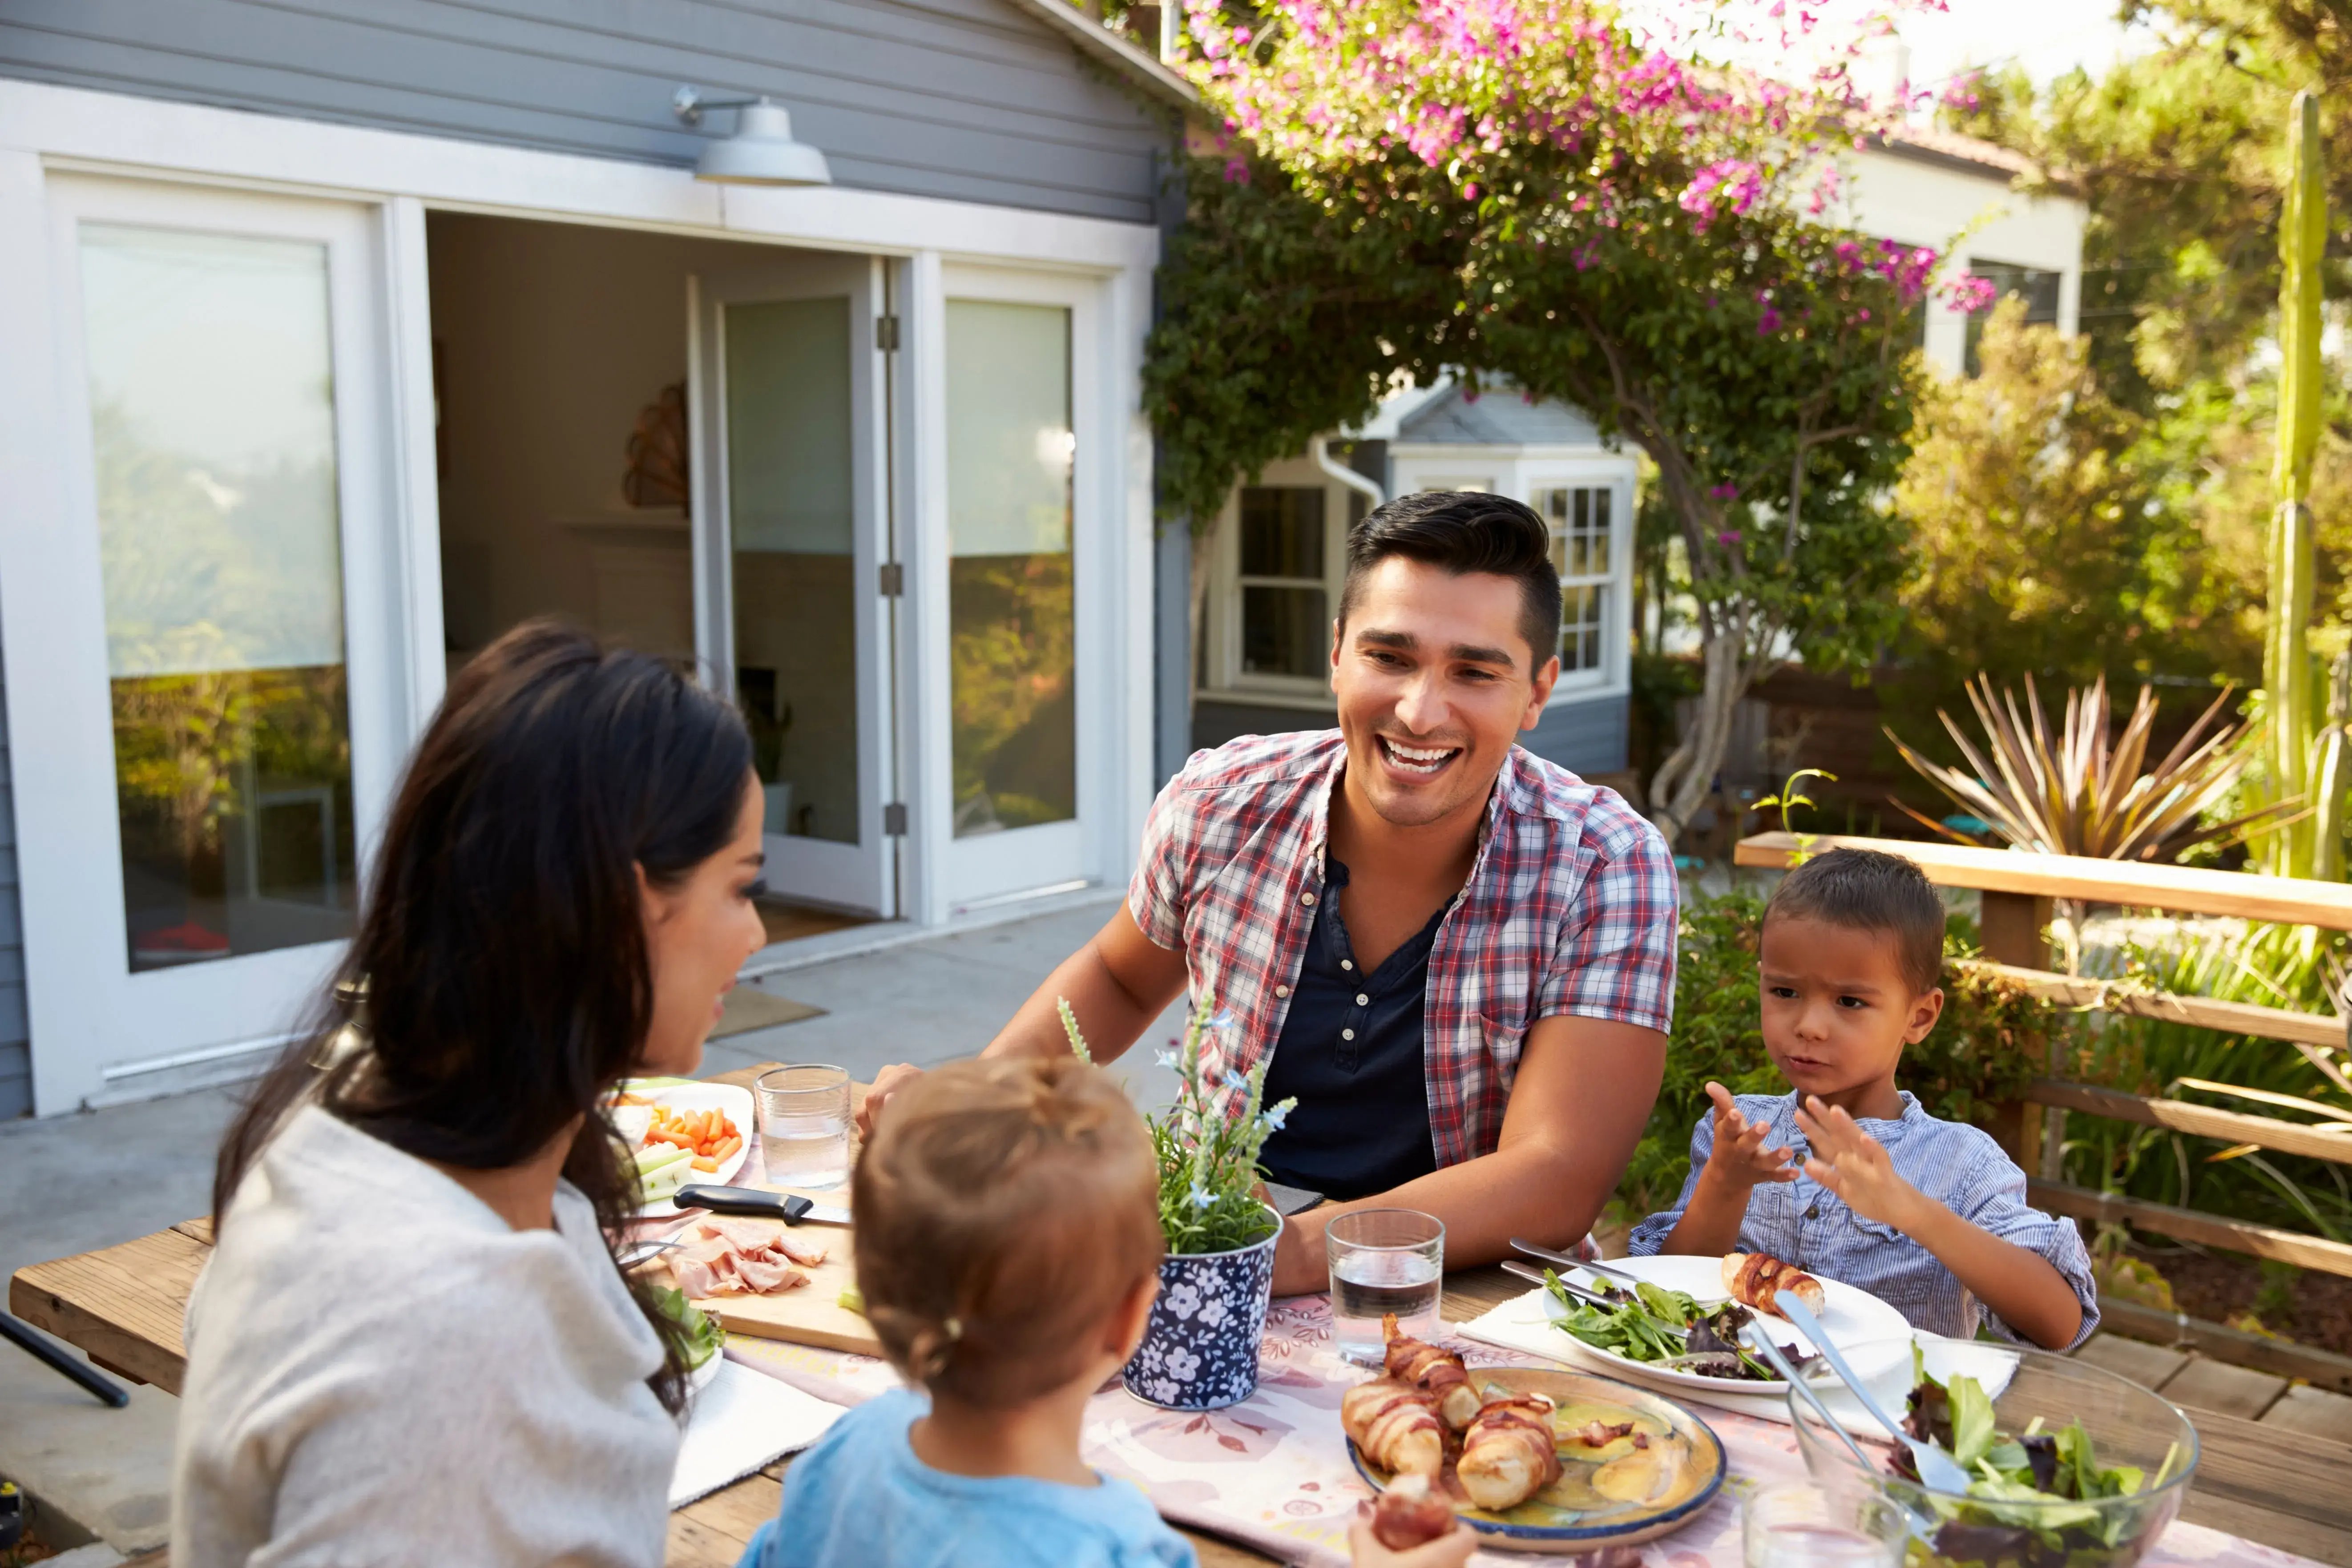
1061;997;1295;1410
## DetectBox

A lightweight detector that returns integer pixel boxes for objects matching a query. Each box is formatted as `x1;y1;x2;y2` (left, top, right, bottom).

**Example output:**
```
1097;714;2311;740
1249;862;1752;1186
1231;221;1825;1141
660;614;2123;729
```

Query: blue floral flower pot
1123;1205;1283;1411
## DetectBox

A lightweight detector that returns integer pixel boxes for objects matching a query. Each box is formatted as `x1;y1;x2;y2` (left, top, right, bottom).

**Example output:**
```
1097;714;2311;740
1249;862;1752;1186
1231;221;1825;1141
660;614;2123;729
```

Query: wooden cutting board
660;1197;881;1359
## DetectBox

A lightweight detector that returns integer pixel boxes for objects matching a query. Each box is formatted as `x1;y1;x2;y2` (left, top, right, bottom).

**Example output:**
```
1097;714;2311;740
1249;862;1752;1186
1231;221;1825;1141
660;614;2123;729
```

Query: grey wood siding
0;638;28;1121
0;0;1175;222
1190;692;1629;779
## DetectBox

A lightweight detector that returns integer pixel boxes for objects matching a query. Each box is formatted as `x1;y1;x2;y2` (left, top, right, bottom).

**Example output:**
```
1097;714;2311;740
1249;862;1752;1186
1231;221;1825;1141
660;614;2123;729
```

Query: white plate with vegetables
1534;1254;1913;1394
611;1080;754;1215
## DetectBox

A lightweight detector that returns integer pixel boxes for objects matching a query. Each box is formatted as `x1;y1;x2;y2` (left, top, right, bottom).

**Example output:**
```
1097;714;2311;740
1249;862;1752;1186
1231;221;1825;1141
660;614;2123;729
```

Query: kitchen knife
674;1185;851;1225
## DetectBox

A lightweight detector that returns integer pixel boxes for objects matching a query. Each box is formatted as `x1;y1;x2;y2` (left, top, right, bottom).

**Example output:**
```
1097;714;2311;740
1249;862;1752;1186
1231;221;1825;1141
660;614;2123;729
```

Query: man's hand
1795;1096;1924;1230
1272;1205;1335;1296
1699;1080;1799;1194
855;1062;925;1139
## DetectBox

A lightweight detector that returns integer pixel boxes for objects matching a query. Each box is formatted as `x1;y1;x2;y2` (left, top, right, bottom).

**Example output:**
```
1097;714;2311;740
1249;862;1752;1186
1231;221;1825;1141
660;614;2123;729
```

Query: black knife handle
675;1185;813;1224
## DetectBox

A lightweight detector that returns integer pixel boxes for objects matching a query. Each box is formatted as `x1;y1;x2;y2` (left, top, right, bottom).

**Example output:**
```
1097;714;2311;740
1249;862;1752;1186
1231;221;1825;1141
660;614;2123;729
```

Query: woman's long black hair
214;620;754;1413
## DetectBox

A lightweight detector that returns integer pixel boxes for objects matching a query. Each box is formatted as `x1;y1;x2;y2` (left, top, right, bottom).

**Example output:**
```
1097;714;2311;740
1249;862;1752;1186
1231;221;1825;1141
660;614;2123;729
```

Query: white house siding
0;636;26;1121
0;0;1178;223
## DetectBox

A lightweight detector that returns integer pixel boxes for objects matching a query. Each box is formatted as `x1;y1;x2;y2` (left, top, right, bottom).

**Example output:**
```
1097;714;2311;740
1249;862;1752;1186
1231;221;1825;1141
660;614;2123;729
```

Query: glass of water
1742;1481;1908;1568
1326;1208;1444;1365
755;1064;852;1190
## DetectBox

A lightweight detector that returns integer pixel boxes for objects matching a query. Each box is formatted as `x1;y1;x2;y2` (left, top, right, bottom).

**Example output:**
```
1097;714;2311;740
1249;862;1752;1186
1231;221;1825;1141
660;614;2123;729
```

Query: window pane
946;300;1074;837
1242;585;1328;678
1538;486;1612;582
1561;582;1609;673
1965;260;2063;374
1239;488;1324;578
81;224;357;971
726;296;858;845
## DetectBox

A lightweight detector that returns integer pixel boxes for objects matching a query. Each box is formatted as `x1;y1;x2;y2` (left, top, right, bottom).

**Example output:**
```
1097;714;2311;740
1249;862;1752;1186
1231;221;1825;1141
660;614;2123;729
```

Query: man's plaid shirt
1129;730;1679;1169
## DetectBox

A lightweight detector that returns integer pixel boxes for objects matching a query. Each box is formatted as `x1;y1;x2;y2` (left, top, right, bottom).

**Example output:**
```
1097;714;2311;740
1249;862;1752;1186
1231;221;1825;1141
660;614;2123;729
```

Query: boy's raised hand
1347;1512;1476;1568
1795;1096;1924;1228
1701;1080;1799;1191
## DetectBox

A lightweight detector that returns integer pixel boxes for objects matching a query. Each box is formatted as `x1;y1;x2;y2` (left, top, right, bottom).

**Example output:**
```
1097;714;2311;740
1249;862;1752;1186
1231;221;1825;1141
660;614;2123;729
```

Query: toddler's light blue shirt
735;1388;1197;1568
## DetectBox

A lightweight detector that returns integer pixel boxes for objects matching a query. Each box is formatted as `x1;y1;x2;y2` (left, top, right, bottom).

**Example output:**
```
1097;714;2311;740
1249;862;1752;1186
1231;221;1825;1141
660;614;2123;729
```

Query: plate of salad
1791;1345;2198;1567
653;1284;728;1397
1538;1254;1913;1392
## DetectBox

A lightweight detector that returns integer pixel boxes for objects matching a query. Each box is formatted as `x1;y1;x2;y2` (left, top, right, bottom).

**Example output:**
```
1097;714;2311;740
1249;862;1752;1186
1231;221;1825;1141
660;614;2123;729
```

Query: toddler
738;1055;1472;1568
1629;847;2098;1349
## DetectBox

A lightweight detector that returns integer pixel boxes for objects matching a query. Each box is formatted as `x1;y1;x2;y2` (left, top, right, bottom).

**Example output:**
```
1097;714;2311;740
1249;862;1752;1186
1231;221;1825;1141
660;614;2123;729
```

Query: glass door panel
726;297;858;847
80;226;358;971
694;250;890;918
944;300;1074;838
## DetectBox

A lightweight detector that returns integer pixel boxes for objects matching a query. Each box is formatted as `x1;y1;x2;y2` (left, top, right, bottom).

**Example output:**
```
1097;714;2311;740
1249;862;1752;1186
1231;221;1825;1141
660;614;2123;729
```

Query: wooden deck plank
2071;1333;2191;1391
2261;1384;2352;1446
2028;1180;2352;1279
2177;1490;2352;1567
8;1226;206;1397
1735;831;2352;930
2154;1356;2288;1420
2174;1404;2352;1531
676;1471;781;1545
2092;1295;2352;1394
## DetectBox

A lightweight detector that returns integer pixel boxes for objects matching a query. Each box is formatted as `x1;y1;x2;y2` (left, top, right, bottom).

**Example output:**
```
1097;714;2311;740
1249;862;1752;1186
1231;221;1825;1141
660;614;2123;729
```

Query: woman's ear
635;861;669;929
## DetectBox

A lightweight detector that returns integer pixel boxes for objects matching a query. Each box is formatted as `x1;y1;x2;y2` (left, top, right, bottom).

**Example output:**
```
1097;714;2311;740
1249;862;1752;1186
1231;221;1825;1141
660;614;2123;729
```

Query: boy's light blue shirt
1626;1090;2098;1348
736;1388;1198;1568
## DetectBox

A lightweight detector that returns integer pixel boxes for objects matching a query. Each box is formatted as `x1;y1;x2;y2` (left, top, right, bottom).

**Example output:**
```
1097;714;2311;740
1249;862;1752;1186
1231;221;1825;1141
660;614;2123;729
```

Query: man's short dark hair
1338;490;1562;671
1763;847;1947;996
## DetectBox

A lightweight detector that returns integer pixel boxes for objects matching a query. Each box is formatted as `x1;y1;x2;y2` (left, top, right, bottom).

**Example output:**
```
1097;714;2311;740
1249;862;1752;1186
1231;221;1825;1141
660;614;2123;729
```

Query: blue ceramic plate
1347;1366;1726;1554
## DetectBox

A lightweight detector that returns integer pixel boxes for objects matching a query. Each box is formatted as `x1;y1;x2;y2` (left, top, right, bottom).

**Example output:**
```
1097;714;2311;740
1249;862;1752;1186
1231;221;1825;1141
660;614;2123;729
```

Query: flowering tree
1149;0;1991;844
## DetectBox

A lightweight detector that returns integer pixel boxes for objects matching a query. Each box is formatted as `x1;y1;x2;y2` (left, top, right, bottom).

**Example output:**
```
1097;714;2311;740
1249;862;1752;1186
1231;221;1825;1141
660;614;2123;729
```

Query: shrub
1621;890;2059;1220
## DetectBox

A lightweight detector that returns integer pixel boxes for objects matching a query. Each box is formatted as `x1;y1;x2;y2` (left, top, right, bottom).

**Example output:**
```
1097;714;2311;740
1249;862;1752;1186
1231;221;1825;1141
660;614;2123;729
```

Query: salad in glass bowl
1788;1344;2197;1567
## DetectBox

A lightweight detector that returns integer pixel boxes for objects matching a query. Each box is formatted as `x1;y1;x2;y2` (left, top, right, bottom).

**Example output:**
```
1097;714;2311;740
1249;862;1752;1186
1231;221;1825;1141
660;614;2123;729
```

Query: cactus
2266;90;2329;874
2313;653;2352;882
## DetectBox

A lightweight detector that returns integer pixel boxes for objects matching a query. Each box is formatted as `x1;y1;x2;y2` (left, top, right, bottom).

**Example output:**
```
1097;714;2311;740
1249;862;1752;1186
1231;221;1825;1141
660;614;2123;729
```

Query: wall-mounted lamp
671;87;832;187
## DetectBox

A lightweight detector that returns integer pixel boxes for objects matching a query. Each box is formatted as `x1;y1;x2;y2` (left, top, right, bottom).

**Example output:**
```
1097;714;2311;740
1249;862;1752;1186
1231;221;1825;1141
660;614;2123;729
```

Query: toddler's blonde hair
853;1055;1162;1407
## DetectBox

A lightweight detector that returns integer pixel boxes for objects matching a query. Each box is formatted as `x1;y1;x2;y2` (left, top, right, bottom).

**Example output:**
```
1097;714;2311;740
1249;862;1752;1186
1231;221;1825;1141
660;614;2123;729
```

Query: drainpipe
1310;433;1384;513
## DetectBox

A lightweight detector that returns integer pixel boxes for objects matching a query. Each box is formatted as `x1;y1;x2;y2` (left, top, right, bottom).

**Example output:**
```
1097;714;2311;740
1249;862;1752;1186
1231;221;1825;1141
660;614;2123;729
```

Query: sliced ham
664;1218;817;1298
692;1217;829;1268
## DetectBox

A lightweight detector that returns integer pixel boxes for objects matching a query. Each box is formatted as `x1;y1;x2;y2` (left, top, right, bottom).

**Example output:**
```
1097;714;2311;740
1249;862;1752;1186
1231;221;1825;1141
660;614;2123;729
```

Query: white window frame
1204;456;1351;706
1524;471;1632;695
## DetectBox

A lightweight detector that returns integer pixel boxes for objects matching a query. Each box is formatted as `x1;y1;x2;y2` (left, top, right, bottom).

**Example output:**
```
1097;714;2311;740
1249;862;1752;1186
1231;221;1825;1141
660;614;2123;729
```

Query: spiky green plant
2262;89;2330;876
1888;673;2286;861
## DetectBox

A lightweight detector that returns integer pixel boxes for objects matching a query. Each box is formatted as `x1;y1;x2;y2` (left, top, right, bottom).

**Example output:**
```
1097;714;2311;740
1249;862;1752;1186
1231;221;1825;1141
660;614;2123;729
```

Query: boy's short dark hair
1338;489;1563;671
1763;846;1946;996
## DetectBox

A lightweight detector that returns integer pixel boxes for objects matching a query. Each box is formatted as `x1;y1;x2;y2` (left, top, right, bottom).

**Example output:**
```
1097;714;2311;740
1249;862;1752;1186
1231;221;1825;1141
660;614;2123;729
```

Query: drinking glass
1326;1208;1444;1365
755;1064;852;1189
1742;1480;1908;1568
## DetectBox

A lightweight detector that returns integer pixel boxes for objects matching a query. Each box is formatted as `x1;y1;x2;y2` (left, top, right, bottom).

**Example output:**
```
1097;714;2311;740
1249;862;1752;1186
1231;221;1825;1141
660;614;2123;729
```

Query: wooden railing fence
1735;832;2352;1388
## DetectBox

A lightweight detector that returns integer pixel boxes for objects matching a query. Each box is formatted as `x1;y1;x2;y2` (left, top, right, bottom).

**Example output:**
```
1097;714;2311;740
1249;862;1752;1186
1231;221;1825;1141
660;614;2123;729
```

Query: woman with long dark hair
171;621;769;1567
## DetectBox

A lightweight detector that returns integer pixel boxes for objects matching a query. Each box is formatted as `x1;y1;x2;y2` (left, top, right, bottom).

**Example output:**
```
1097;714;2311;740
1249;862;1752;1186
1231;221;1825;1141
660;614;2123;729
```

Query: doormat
711;987;826;1040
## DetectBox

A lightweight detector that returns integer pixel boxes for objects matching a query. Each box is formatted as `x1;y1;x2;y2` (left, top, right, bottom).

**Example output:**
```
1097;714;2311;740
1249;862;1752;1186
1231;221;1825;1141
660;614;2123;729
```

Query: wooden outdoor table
13;1060;2352;1566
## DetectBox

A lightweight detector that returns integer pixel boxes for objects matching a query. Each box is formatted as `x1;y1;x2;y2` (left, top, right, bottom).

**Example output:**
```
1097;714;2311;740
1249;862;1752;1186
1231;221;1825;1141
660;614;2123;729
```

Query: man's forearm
983;939;1167;1067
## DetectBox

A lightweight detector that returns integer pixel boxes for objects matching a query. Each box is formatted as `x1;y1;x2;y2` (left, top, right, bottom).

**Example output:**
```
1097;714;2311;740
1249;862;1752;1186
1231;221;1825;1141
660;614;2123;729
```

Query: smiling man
864;491;1677;1294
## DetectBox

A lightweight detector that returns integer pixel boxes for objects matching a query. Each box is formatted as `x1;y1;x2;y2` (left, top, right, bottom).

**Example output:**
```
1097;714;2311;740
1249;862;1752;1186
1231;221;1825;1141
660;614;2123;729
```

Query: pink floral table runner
725;1297;2319;1568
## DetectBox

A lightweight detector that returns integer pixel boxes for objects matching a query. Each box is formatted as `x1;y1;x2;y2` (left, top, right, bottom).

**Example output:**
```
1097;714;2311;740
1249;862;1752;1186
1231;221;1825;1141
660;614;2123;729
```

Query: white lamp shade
697;101;832;186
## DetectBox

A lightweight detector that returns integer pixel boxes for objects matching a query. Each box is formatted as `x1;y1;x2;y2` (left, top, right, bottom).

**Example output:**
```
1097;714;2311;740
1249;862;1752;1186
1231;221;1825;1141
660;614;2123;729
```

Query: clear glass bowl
1787;1344;2199;1568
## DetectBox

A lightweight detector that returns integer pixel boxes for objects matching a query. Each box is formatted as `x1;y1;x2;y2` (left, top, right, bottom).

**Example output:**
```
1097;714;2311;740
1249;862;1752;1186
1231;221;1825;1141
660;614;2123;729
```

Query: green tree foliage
1892;299;2259;705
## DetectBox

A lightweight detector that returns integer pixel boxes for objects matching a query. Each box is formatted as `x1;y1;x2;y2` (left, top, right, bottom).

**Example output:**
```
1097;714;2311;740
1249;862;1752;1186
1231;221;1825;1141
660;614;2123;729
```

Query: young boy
1628;847;2097;1350
738;1055;1473;1568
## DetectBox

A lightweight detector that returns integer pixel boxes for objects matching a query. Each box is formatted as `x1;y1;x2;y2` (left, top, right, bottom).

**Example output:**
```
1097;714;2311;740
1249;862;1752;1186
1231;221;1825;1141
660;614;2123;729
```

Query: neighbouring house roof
1873;123;2073;194
1389;383;1606;448
1009;0;1199;110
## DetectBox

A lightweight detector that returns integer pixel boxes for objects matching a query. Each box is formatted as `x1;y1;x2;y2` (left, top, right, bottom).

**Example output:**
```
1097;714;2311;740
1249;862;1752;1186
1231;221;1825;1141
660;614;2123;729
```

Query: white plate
622;1080;754;1215
1534;1253;1914;1393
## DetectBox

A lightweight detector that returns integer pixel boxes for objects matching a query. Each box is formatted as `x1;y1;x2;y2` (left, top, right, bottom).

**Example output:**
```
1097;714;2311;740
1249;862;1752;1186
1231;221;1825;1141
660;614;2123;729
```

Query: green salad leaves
1541;1270;1798;1383
1899;1347;2181;1563
654;1286;726;1372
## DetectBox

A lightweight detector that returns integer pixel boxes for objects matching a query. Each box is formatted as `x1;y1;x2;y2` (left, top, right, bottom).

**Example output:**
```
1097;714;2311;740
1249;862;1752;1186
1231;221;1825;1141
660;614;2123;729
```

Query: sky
1894;0;2163;92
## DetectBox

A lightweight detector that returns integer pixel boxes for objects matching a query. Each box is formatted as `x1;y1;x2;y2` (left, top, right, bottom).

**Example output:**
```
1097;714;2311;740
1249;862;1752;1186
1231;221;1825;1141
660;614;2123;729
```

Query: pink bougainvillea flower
1709;483;1740;500
1717;529;1745;546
